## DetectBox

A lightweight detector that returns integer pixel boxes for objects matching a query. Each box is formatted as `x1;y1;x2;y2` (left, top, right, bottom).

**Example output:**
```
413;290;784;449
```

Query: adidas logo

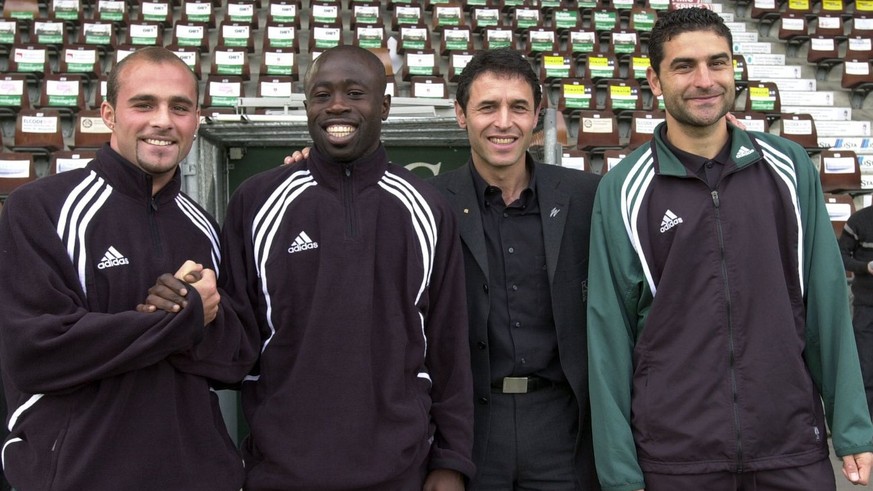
287;231;319;254
735;146;754;159
97;246;130;269
660;210;684;233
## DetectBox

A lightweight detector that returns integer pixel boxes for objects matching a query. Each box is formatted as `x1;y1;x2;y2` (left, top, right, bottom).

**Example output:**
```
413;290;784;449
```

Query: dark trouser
471;383;581;491
644;458;836;491
854;304;873;420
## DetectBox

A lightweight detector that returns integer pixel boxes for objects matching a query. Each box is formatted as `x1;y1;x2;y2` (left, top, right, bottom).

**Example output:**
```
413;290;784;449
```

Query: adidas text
288;242;319;253
660;218;683;233
98;257;130;269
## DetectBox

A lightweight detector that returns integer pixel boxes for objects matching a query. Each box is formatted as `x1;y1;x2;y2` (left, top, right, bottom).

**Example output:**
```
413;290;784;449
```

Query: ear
454;100;466;129
100;100;115;130
646;66;662;97
381;94;391;121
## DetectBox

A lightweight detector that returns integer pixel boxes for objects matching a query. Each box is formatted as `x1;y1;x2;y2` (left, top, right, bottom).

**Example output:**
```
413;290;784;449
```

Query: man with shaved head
221;45;475;490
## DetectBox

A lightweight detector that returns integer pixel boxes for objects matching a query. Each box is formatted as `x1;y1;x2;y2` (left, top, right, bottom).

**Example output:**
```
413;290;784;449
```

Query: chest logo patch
288;231;319;254
660;210;684;233
98;246;130;269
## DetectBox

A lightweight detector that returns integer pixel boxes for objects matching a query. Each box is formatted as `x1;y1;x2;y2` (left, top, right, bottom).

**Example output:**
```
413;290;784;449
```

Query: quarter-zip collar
649;122;764;177
87;143;182;205
306;143;390;192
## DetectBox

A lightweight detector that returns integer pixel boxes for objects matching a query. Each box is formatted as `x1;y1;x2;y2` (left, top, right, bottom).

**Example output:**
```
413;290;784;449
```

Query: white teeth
326;125;355;137
144;139;173;146
490;137;515;144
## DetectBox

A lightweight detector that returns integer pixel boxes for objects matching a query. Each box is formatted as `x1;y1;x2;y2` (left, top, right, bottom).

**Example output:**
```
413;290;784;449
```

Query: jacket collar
307;144;390;192
650;122;764;177
89;143;181;205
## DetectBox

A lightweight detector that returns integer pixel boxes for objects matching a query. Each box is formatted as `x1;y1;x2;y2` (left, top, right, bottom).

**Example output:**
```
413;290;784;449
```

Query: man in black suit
429;48;600;490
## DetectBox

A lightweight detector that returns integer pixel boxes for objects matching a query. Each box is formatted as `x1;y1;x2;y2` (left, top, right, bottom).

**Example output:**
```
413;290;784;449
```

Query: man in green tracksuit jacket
587;8;873;491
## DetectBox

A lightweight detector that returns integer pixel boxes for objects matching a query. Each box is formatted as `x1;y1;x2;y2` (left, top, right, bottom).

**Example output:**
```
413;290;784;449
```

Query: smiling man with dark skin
218;45;475;490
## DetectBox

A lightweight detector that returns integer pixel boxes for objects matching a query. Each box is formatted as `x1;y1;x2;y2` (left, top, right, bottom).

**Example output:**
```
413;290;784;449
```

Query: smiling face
646;29;736;132
455;71;538;176
304;47;390;163
101;58;199;194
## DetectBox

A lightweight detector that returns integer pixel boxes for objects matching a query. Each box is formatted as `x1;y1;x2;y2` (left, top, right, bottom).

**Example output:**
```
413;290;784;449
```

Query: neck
473;158;530;205
664;117;729;159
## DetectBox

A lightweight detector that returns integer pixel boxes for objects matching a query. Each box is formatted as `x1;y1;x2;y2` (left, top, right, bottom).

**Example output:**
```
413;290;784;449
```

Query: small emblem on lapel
550;207;560;218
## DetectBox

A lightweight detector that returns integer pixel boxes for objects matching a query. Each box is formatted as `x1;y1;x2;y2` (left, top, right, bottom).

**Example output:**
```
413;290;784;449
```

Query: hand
422;469;464;491
283;146;311;165
842;451;873;485
867;260;873;275
187;267;220;326
726;112;747;131
136;273;190;314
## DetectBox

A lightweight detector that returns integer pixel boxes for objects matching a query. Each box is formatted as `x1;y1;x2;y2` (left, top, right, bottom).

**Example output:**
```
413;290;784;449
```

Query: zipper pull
711;190;720;208
344;165;352;177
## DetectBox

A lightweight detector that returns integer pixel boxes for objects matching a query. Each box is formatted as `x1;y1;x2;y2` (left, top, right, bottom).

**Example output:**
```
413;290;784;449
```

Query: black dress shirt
470;162;564;385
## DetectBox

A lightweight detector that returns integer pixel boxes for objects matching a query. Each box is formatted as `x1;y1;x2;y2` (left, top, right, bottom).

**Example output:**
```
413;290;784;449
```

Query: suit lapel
446;169;489;277
537;166;569;286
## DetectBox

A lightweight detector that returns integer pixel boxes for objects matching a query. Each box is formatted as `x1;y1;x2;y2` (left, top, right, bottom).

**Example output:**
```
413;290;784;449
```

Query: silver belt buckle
502;377;529;394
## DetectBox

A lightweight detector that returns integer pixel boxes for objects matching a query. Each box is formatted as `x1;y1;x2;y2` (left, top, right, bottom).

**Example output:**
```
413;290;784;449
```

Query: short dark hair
648;8;733;75
106;46;200;106
454;48;542;114
303;45;387;96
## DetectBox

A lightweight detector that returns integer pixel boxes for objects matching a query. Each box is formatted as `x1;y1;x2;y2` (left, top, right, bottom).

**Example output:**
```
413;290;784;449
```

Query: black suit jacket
430;158;601;488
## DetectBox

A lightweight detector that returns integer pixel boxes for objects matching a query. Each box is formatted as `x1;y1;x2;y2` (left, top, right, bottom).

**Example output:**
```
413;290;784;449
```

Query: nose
493;105;511;129
692;64;715;88
151;104;173;127
326;94;349;113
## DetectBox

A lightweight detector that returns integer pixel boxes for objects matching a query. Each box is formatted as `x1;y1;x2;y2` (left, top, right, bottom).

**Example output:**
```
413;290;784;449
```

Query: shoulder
539;163;601;191
385;164;452;207
427;166;467;191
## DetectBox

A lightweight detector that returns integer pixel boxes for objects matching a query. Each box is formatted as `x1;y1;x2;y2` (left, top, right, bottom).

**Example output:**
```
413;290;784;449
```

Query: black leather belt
491;376;567;394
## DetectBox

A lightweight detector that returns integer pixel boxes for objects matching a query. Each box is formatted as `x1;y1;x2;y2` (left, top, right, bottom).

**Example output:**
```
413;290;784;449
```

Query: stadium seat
576;110;621;152
552;8;581;34
509;6;542;33
538;52;575;82
203;75;245;110
568;28;599;63
778;12;810;56
310;1;342;26
845;36;873;62
584;53;619;82
556;78;595;115
2;0;39;20
354;24;388;49
392;4;424;32
471;6;504;32
0;74;33;117
59;44;103;81
218;21;256;53
210;46;251;80
819;149;861;193
628;110;666;149
8;44;51;80
350;1;382;30
260;47;299;79
48;0;83;25
841;60;873;110
367;47;397;96
92;0;130;25
743;81;781;123
50;150;96;174
849;14;873;38
180;0;217;28
77;20;119;52
0;19;24;56
402;49;440;81
525;28;558;57
37;73;88;115
559;149;591;173
267;0;301;26
483;26;515;50
433;3;465;31
733;111;770;133
410;76;449;99
447;50;474;82
398;23;431;53
606;29;640;58
172;22;209;52
72;109;111;150
31;19;66;48
777;113;818;152
125;21;164;46
440;26;473;55
263;22;299;51
135;0;173;28
812;14;845;38
309;23;344;53
824;192;855;238
256;76;295;98
14;109;66;153
605;79;643;115
0;152;37;197
224;0;258;27
602;148;631;174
